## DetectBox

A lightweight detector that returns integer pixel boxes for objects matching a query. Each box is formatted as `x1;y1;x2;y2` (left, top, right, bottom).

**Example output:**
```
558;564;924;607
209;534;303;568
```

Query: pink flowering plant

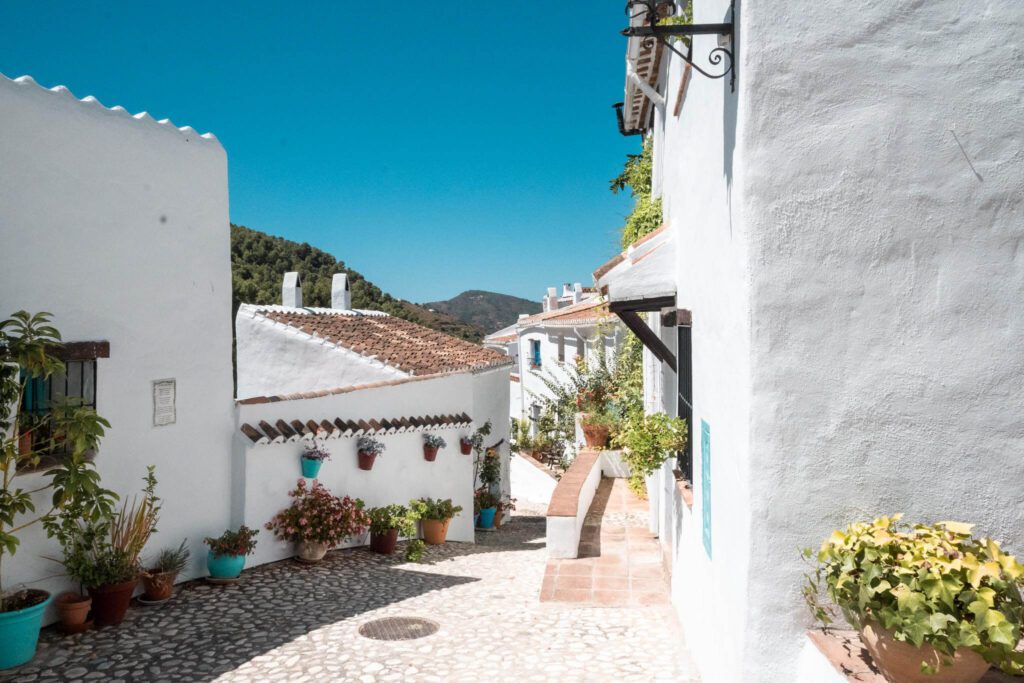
265;480;370;545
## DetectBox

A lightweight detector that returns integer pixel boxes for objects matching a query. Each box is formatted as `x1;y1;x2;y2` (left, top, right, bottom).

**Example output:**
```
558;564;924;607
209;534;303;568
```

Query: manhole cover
358;616;439;641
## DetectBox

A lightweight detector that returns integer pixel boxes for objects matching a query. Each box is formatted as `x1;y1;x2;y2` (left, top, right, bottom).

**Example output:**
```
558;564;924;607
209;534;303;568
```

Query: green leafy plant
366;504;418;537
205;526;258;558
410;497;463;521
610;138;662;247
265;479;369;545
147;540;190;575
0;311;118;610
356;435;385;457
615;412;688;495
423;433;446;449
474;489;500;513
657;1;694;47
404;539;425;562
804;515;1024;675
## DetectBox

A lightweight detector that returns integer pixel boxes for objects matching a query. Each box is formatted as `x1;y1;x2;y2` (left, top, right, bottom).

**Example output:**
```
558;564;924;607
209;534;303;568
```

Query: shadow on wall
7;517;548;682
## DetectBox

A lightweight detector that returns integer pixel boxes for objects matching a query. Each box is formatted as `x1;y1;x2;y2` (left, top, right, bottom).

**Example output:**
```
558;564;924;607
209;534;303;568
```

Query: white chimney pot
282;272;302;308
332;273;351;310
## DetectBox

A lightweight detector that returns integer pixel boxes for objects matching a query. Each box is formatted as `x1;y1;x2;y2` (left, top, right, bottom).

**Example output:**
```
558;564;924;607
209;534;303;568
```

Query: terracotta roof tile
238;413;475;447
517;297;610;327
261;310;512;376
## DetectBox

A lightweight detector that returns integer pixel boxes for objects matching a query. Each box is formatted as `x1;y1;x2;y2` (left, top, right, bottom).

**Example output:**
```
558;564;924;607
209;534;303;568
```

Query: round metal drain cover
358;616;439;641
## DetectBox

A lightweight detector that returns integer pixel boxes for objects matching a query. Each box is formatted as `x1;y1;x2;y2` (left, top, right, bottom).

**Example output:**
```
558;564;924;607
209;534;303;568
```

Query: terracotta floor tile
630;577;667;593
632;591;669;606
594;576;629;591
541;576;556;593
629;553;663;566
557;562;594;577
630;566;665;579
593;590;632;606
594;564;629;577
557;574;594;590
551;588;592;603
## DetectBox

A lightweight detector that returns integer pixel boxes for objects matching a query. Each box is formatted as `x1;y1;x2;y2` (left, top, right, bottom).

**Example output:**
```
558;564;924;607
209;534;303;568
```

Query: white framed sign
153;379;176;427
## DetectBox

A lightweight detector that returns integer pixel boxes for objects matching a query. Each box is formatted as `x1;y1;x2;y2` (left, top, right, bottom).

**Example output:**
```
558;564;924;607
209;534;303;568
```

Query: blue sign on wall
701;419;712;559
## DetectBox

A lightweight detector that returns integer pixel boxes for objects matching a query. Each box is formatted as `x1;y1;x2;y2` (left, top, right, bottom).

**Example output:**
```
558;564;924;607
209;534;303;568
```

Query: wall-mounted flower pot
298;541;328;562
89;580;136;627
0;590;52;669
423;446;438;462
357;450;377;471
459;439;472;455
207;551;246;579
140;571;177;602
860;621;990;683
581;423;610;448
300;456;322;478
422;518;451;545
477;507;497;529
55;591;91;628
369;528;399;554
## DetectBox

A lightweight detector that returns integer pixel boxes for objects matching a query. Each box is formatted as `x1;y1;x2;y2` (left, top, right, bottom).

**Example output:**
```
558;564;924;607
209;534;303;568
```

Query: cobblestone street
5;508;699;682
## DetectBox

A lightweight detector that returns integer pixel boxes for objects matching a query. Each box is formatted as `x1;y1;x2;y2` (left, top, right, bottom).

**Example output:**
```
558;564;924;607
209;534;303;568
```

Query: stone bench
545;449;603;559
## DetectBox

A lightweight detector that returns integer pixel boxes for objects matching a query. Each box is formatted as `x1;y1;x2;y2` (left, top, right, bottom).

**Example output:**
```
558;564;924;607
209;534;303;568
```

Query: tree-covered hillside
424;290;541;335
231;224;482;342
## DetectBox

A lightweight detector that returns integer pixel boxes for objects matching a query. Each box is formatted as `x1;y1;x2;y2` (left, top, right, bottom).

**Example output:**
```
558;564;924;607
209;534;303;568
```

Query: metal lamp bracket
622;0;736;92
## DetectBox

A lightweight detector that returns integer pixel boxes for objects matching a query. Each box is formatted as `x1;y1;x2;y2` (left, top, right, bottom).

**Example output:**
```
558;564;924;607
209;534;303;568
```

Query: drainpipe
626;59;665;110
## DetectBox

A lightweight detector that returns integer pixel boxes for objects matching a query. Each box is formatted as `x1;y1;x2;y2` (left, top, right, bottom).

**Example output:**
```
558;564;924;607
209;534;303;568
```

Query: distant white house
484;284;624;431
604;2;1024;682
234;273;513;566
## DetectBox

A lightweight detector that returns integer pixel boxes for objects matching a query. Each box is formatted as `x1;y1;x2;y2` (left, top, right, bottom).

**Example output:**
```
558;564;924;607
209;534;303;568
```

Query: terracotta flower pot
423;446;438;462
140;571;177;602
860;622;990;683
358;450;377;471
55;592;91;627
581;423;610;448
459;439;472;455
88;579;136;627
494;508;504;528
370;528;399;554
422;518;451;545
298;541;328;562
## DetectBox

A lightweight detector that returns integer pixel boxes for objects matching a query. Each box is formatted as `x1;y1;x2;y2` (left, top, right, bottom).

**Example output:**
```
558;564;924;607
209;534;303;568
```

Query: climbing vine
611;138;662;248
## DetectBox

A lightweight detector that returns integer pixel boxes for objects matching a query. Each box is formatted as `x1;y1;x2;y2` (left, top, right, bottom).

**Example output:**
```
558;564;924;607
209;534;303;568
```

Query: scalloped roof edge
2;72;221;146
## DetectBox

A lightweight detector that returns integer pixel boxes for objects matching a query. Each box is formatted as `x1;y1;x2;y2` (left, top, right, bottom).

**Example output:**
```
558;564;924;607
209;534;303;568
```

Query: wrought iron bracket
622;0;736;92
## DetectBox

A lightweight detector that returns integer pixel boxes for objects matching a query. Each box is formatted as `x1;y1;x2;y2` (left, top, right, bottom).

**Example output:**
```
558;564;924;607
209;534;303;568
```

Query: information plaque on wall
701;419;711;559
153;379;176;427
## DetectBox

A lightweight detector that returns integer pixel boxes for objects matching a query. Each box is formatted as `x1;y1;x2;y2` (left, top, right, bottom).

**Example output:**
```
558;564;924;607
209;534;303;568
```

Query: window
529;339;541;369
557;335;565;363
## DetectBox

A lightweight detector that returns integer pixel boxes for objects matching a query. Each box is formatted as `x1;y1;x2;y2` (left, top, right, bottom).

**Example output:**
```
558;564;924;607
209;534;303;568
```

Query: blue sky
0;2;638;302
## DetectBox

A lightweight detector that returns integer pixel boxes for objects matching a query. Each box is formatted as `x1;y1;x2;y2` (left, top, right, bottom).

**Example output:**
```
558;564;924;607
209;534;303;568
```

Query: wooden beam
54;341;110;361
661;309;693;327
608;295;677;314
616;310;676;367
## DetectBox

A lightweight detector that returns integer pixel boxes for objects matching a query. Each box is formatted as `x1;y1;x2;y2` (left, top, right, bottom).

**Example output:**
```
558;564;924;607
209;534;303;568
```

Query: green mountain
231;224;482;342
424;290;542;335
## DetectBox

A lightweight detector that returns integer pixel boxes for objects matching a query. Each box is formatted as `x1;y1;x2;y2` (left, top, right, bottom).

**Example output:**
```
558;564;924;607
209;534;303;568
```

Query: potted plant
615;412;688;497
54;591;91;630
410;497;463;545
474;489;500;530
204;526;258;580
53;466;161;628
459;437;473;455
422;433;446;462
140;540;189;602
299;442;330;479
0;312;116;667
494;496;517;529
356;435;385;471
266;480;369;562
804;515;1024;682
580;409;616;448
366;504;417;555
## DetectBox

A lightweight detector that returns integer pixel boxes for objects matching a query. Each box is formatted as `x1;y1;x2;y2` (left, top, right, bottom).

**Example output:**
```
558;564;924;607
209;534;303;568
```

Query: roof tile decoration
260;310;512;376
239;413;473;446
516;297;610;327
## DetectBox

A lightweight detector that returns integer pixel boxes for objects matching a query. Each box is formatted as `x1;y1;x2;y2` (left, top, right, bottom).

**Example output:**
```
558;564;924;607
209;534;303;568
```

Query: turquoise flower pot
300;457;322;478
207;551;246;579
0;590;52;669
478;507;497;529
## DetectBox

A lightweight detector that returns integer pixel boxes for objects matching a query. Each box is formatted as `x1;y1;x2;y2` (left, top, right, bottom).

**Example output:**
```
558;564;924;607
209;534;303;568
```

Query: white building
603;2;1024;682
234;274;513;565
0;72;235;596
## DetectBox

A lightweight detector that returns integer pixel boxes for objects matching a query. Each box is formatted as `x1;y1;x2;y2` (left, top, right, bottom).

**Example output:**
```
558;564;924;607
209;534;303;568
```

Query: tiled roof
239;413;472;446
517;297;610;327
260;309;512;376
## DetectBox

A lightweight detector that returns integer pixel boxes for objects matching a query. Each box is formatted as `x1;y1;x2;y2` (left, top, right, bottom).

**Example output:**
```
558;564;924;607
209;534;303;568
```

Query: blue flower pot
300;457;322;478
0;590;52;669
477;507;497;529
207;551;246;579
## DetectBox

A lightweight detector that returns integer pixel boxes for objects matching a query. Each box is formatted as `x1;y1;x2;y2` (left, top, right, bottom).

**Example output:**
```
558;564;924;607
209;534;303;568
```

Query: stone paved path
5;503;699;682
542;478;669;606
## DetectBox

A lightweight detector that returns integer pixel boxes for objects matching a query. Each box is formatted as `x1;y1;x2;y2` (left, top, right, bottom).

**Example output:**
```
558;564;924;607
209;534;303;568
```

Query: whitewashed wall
0;74;234;611
644;0;1024;681
234;367;511;566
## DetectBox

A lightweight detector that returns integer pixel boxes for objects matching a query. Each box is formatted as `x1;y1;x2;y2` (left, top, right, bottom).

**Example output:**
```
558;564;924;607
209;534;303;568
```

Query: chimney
332;273;351;310
282;272;302;308
543;287;558;312
572;282;584;304
562;282;572;298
